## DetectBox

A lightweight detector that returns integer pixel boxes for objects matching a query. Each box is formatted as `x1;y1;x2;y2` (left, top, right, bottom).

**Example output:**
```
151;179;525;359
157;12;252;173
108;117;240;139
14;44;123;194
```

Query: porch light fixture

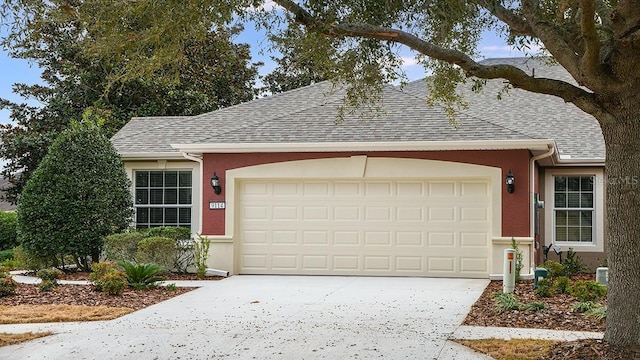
505;170;515;194
210;172;222;195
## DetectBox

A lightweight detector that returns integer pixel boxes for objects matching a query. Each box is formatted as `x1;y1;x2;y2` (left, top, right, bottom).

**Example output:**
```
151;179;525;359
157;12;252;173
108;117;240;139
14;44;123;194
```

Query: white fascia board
552;159;605;167
170;140;557;154
119;152;187;161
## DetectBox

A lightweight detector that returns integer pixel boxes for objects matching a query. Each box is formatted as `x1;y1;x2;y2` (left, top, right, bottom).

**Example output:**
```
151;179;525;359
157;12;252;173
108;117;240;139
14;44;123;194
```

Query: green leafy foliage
569;280;607;302
493;292;545;313
553;276;570;294
118;261;165;289
586;306;607;322
135;237;175;271
12;245;50;272
145;227;190;241
0;267;17;297
99;269;128;296
562;249;586;277
103;232;147;263
511;238;524;283
0;211;18;250
493;292;521;313
144;227;193;273
90;261;127;295
36;268;63;282
0;249;13;262
573;301;598;313
0;4;259;203
534;278;554;298
520;301;546;312
17;119;133;271
193;234;211;278
540;260;565;278
38;280;56;292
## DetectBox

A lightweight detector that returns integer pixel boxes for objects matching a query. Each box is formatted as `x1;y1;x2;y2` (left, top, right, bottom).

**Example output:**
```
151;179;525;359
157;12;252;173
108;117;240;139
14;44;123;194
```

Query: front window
134;170;192;228
553;176;594;243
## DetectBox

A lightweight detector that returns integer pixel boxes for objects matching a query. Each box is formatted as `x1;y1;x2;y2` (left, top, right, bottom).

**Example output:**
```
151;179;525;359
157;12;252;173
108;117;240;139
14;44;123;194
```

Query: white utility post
503;249;516;293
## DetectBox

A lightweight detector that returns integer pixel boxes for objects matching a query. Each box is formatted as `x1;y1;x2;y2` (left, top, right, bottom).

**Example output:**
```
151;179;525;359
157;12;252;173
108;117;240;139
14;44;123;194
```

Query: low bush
540;260;564;278
520;301;546;312
12;246;53;272
562;249;586;276
573;301;598;313
38;280;56;292
0;249;13;262
119;261;165;289
0;267;17;297
493;292;521;312
535;278;554;298
100;269;128;295
145;227;190;241
553;276;570;294
586;306;607;321
0;211;18;250
194;233;210;278
37;268;64;282
103;232;147;263
90;261;127;295
135;236;175;271
36;268;64;291
493;292;546;313
569;280;607;302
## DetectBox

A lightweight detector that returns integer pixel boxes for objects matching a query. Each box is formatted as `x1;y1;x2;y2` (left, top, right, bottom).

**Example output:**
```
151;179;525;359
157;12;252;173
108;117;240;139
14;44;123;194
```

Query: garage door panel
238;178;491;277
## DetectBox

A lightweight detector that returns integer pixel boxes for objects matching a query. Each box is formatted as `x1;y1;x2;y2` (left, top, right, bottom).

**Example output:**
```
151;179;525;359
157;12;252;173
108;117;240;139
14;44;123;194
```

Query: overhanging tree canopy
3;0;640;348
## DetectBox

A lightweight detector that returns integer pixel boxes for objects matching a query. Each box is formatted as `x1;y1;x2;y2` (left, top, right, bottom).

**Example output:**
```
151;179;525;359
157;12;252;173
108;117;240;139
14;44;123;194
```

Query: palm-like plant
118;261;165;289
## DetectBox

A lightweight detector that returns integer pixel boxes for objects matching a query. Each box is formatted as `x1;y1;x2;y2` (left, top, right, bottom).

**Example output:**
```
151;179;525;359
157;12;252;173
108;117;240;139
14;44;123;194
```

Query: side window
553;175;594;244
134;170;192;228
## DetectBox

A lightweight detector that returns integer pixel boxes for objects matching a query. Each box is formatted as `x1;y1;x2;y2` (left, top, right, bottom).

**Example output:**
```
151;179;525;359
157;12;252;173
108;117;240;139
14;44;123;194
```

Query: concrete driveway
0;276;490;359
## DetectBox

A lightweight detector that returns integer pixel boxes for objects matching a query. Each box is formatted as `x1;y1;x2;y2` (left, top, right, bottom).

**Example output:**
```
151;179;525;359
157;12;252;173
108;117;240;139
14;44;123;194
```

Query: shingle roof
112;57;604;161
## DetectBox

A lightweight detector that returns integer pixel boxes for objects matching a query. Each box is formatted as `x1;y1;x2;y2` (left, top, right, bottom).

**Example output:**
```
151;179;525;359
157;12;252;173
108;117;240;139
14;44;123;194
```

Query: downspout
529;144;555;271
180;152;203;235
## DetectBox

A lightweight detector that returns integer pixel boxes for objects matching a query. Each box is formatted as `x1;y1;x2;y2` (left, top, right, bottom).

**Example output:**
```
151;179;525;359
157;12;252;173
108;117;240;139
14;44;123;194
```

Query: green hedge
135;236;175;271
103;232;147;263
0;212;18;250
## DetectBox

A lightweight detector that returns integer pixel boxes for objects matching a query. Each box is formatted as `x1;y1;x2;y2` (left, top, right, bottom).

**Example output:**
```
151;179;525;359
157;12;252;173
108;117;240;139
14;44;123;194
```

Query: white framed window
544;168;604;252
134;170;193;228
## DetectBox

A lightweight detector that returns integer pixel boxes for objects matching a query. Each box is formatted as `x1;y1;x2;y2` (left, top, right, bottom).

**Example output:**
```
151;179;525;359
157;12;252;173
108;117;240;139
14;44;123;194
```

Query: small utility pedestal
503;249;516;293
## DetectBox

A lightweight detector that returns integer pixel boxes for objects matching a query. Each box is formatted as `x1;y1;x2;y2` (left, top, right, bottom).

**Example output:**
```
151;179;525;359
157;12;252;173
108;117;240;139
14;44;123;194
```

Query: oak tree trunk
602;111;640;347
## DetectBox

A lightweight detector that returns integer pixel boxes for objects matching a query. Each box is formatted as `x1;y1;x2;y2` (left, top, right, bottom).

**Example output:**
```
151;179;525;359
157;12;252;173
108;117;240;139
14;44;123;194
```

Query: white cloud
400;56;419;67
247;0;281;12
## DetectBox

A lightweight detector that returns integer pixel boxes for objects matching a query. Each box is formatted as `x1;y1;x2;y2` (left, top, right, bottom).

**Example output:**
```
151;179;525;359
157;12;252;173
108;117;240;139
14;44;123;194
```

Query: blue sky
0;24;531;127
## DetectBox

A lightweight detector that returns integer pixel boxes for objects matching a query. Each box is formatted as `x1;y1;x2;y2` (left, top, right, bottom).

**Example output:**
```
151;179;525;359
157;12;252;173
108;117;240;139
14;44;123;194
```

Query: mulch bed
0;283;195;311
463;276;605;332
0;271;221;311
462;275;640;359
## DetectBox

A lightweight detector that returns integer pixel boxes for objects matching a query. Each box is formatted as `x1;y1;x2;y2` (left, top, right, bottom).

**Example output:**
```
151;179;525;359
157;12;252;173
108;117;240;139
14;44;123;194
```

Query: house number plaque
209;201;226;210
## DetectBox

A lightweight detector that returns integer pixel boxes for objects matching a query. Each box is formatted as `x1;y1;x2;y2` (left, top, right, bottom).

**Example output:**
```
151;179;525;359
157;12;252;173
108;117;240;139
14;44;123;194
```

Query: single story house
112;57;606;279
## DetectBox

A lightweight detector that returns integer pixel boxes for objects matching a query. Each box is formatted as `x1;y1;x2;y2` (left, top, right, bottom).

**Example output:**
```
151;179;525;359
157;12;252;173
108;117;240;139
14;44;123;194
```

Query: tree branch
474;0;535;37
580;0;601;76
274;0;605;119
521;0;583;77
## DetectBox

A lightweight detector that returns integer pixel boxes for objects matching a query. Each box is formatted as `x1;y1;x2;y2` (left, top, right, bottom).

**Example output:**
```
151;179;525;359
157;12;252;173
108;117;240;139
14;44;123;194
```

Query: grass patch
0;331;53;347
0;305;134;324
455;338;559;360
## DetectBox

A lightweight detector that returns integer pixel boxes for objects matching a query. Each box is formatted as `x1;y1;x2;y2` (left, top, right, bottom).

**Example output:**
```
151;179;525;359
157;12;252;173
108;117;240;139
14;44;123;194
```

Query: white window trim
544;168;604;252
124;160;200;234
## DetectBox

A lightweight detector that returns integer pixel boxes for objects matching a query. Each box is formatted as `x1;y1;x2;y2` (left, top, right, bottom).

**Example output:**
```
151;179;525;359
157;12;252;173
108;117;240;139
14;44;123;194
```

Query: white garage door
238;179;492;277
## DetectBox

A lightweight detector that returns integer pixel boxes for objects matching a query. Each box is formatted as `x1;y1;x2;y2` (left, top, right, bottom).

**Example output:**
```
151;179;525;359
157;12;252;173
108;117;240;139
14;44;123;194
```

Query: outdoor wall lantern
210;172;222;195
505;170;515;194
